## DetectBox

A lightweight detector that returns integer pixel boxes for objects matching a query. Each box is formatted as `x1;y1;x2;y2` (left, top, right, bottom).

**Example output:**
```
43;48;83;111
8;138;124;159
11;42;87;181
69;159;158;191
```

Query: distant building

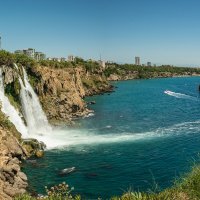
98;60;106;69
23;48;35;59
14;48;46;61
35;52;46;61
60;57;66;62
147;62;151;67
135;57;140;65
47;57;67;62
68;55;75;62
52;57;61;62
14;50;23;54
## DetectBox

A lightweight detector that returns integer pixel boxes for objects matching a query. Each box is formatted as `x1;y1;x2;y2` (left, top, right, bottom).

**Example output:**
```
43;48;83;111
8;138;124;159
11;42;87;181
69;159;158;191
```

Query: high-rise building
23;48;35;59
147;62;151;67
14;48;46;61
60;57;66;62
135;57;140;65
35;52;46;61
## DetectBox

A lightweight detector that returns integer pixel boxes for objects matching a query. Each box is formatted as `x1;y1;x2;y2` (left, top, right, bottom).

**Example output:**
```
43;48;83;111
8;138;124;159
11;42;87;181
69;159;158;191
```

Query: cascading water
19;66;52;135
0;68;28;137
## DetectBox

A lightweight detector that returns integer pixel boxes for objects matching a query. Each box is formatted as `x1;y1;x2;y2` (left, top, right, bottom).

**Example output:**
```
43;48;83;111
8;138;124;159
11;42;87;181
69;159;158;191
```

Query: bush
0;50;14;66
15;182;81;200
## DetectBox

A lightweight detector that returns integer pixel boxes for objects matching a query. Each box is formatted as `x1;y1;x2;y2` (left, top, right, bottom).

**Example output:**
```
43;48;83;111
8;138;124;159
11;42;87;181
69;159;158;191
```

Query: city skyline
1;0;200;66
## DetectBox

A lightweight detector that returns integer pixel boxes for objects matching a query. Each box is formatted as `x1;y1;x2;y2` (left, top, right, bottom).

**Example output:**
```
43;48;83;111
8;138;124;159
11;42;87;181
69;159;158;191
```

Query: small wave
164;90;198;101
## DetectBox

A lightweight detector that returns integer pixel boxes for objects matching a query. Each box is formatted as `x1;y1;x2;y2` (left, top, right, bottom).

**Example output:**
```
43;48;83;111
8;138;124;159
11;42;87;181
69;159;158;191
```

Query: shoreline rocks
0;127;28;199
21;138;46;158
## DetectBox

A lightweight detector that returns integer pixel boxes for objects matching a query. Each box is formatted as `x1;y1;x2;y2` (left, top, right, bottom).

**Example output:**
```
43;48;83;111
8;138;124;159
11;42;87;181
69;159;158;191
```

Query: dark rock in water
59;167;76;176
85;173;98;179
99;164;113;170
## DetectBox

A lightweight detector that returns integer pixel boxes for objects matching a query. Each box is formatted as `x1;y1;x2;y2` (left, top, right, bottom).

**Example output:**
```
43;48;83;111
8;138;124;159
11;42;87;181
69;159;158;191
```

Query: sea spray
0;68;28;137
19;66;52;135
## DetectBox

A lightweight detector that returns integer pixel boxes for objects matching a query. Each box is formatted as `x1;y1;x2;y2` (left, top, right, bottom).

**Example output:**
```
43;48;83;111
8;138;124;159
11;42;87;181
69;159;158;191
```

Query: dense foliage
38;57;101;73
0;50;14;66
15;182;81;200
105;63;200;79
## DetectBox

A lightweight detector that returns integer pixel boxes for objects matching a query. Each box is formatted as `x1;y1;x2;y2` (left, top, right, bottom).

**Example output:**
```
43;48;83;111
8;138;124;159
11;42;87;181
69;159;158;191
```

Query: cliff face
28;65;112;124
107;71;139;81
0;113;27;200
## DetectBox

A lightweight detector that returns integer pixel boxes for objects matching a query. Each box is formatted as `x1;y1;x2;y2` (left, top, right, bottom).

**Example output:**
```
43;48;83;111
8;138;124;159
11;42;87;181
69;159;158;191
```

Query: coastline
1;56;200;198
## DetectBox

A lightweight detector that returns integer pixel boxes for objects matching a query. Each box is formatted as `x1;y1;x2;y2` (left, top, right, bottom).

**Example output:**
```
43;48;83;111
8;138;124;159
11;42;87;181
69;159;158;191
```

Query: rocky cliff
27;65;112;124
0;111;27;200
0;63;112;124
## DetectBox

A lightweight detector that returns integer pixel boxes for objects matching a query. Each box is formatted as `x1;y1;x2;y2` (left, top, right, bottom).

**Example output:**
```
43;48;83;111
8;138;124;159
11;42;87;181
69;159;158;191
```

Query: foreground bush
15;182;81;200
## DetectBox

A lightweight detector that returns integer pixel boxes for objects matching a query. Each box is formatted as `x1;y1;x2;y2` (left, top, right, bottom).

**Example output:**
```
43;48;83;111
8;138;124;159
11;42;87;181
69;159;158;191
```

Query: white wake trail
164;90;198;101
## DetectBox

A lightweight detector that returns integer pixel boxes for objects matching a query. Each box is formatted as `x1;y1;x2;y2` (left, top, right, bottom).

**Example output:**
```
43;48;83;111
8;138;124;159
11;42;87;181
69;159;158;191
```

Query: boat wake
164;90;198;101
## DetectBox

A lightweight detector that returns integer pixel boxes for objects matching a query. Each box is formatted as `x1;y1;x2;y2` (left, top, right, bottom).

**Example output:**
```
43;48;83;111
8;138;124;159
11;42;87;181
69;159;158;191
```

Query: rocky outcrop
28;66;89;124
2;65;18;85
21;138;46;158
107;71;139;81
0;126;27;200
28;66;112;124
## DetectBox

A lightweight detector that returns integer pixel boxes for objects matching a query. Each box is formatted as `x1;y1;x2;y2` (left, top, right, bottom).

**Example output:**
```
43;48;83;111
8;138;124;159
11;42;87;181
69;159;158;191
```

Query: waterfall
0;68;28;137
19;66;52;135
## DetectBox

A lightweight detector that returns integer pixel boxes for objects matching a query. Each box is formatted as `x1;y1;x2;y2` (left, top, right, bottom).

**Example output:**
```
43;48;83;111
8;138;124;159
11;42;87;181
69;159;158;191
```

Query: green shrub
0;50;14;66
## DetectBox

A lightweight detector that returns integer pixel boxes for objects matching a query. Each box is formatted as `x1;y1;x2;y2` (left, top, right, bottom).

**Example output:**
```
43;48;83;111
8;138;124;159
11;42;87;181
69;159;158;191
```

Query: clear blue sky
1;0;200;66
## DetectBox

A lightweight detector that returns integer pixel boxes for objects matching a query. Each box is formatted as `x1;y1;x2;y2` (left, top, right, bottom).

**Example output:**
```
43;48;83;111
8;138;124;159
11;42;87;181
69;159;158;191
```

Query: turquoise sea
24;77;200;199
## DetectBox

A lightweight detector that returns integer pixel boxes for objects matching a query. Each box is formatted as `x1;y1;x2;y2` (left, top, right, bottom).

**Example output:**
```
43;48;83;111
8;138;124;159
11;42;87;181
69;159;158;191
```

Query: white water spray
19;66;52;135
0;68;28;137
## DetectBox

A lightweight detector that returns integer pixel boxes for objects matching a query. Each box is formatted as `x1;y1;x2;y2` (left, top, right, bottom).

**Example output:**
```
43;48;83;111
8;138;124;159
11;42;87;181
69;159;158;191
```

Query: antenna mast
0;35;1;50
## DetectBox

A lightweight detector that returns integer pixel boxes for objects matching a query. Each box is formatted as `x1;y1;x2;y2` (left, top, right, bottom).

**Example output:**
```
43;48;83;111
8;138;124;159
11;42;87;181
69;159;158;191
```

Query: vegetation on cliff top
104;63;200;79
1;49;200;80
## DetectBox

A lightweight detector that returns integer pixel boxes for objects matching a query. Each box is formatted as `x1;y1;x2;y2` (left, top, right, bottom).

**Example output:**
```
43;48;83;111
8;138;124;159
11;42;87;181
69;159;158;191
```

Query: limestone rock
0;127;27;199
